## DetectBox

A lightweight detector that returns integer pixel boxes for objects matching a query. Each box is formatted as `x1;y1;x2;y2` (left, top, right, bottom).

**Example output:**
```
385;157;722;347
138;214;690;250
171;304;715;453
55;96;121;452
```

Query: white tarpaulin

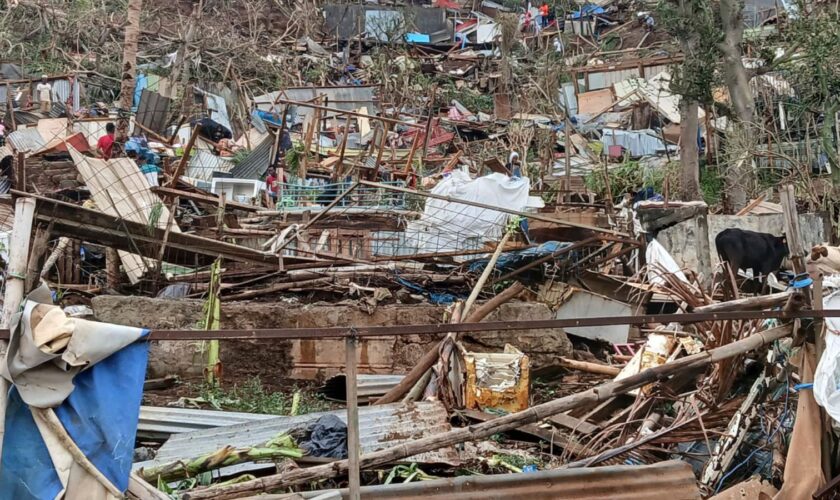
403;171;530;255
646;238;689;285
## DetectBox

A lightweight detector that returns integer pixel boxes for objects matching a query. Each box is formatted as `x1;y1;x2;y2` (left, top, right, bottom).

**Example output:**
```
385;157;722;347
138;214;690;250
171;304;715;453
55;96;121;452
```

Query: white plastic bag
813;291;840;423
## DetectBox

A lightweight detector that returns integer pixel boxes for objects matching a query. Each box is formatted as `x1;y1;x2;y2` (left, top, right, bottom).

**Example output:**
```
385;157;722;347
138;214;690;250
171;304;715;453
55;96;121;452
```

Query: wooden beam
167;124;200;188
152;186;260;212
272;98;425;129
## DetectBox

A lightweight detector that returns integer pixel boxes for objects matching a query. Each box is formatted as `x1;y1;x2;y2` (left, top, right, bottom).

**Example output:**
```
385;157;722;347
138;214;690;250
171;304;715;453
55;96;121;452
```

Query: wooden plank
11;191;313;268
152;186;260;212
548;413;600;435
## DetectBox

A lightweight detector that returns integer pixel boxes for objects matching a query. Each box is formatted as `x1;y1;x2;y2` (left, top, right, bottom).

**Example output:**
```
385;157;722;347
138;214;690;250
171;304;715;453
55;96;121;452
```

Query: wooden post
106;247;121;289
16;152;25;193
0;196;37;458
6;83;15;132
345;334;361;500
780;185;811;305
167;125;201;188
332;114;352;182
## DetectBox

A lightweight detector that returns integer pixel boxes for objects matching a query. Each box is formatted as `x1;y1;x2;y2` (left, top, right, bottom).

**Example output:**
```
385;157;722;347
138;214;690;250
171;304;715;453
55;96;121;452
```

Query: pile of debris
1;0;839;498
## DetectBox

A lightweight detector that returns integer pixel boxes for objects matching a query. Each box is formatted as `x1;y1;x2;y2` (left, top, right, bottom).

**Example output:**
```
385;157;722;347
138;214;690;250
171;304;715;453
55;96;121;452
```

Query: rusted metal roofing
135;401;459;470
291;460;701;500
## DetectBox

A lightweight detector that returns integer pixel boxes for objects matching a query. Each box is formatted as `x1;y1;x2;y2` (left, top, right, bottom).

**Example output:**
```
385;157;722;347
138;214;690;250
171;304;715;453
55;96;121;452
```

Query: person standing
265;167;280;208
540;2;550;27
0;122;5;147
138;153;160;187
36;76;52;114
97;123;116;160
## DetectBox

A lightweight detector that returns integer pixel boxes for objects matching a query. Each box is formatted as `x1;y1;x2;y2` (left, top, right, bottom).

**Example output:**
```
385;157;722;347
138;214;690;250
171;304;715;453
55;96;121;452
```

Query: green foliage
194;377;332;415
440;83;494;114
584;159;678;200
383;463;438;484
656;0;723;105
700;167;725;205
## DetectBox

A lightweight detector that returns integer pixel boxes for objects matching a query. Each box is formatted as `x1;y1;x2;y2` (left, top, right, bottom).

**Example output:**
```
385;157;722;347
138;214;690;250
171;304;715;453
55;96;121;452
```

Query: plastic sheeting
467;241;572;274
0;287;149;499
403;171;530;256
814;292;840;424
646;238;689;285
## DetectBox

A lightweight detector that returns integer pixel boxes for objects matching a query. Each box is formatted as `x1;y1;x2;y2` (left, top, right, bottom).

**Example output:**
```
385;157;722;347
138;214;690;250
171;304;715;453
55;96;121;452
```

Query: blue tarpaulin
468;241;572;274
395;276;460;304
570;4;605;18
0;337;148;499
0;292;149;499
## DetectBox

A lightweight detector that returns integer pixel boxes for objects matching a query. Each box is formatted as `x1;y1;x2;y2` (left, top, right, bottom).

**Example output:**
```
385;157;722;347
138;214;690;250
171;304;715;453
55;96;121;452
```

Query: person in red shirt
540;3;550;27
266;167;280;208
97;123;116;160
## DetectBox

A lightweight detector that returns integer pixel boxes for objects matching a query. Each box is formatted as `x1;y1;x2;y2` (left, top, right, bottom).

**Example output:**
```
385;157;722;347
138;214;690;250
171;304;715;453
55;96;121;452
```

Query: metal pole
345;333;361;500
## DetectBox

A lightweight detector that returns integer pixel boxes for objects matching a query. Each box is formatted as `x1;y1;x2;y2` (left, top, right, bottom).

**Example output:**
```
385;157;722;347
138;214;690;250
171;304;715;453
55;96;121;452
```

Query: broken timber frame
182;323;794;499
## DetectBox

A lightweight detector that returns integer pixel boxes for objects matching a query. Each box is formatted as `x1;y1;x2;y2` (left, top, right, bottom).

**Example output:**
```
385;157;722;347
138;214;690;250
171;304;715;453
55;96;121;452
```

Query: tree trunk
116;0;143;144
718;0;754;124
718;0;753;212
679;98;701;201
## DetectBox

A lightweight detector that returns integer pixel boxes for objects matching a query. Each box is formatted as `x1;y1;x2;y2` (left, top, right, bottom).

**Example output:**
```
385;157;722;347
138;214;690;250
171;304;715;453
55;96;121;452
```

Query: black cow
715;228;789;278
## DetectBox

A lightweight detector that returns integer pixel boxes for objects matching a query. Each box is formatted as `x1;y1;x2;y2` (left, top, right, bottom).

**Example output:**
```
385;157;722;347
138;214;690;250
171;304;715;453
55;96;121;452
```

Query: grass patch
192;376;333;415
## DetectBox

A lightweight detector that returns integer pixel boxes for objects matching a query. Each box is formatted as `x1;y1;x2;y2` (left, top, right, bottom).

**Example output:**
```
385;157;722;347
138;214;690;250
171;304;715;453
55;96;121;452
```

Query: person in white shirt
36;76;52;114
553;37;564;55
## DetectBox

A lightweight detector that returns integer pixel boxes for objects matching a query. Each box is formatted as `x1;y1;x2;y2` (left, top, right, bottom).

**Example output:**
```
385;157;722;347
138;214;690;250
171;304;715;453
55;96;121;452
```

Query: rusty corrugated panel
295;460;701;500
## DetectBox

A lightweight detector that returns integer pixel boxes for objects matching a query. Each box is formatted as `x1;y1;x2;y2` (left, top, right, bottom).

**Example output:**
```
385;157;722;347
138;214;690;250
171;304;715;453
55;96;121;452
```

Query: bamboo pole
0;197;36;458
691;291;794;313
558;357;621;376
183;323;793;500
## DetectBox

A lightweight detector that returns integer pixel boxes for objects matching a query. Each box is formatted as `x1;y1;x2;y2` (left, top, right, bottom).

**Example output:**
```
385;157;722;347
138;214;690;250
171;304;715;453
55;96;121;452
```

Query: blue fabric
405;33;431;43
468;241;569;274
133;74;148;111
570;4;604;18
0;334;150;498
395;276;458;305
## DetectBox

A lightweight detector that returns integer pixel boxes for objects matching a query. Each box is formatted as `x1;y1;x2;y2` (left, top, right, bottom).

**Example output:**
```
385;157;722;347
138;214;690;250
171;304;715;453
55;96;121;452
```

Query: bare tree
117;0;143;144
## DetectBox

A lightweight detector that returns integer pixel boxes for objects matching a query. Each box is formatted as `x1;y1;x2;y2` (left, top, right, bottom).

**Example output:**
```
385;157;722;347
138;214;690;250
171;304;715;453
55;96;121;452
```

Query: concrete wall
91;297;572;382
657;213;828;272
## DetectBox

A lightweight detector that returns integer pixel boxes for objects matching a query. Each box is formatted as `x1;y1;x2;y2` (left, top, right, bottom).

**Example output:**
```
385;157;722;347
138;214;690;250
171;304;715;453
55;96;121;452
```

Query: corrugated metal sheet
7;128;47;154
228;135;272;179
253;85;378;130
292;460;701;500
137;401;459;469
319;374;404;402
137;406;275;438
186;150;236;182
134;89;172;135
